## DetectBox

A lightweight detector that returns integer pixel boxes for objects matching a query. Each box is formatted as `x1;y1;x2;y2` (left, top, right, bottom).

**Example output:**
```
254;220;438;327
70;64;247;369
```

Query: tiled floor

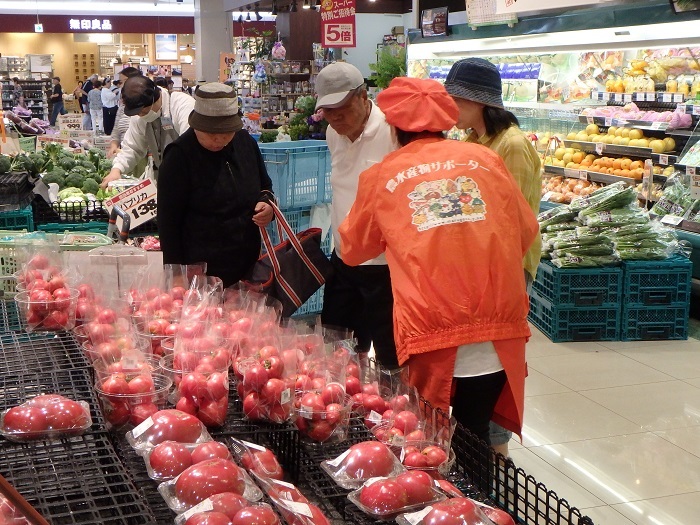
511;324;700;525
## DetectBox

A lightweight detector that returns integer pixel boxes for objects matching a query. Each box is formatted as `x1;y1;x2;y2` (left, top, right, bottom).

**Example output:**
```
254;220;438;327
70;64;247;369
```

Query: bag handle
260;224;303;308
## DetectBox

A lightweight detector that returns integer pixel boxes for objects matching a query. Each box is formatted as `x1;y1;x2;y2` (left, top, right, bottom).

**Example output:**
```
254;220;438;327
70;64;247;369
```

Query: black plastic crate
529;291;619;342
110;434;176;525
0;298;22;332
33;197;110;225
622;257;692;307
0;171;31;196
0;331;90;374
0;433;158;525
532;260;622;308
0;368;106;433
621;304;689;341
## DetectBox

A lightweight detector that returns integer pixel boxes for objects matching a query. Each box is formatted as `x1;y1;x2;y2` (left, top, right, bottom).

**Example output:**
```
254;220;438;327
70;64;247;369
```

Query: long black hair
483;106;520;137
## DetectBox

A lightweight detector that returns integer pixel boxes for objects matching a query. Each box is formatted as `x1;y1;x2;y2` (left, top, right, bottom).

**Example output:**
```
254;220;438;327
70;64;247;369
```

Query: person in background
154;77;168;89
314;62;400;369
182;78;193;96
88;79;104;133
101;75;195;188
49;76;66;127
12;78;25;109
339;77;538;444
107;67;142;159
80;74;98;130
445;57;542;457
167;79;175;94
101;78;119;136
158;82;274;287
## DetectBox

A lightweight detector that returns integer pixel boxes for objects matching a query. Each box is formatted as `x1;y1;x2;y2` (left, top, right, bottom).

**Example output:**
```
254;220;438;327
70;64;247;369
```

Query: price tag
564;168;580;179
604;117;612;127
688;166;697;176
623;94;632;103
280;501;313;518
651;122;664;130
677;103;687;114
586;116;594;124
181;500;214;520
104;178;157;230
693;105;700;116
326;449;351;467
280;388;291;405
240;439;266;451
659;154;669;165
673;94;684;103
579;170;588;181
595;142;605;155
131;417;154;439
542;191;554;202
613;93;622;102
403;507;434;525
662;93;672;103
661;215;684;226
591;90;598;99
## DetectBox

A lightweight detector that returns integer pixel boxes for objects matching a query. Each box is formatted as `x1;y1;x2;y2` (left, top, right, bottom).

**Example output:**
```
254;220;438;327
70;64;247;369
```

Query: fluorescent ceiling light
0;1;195;16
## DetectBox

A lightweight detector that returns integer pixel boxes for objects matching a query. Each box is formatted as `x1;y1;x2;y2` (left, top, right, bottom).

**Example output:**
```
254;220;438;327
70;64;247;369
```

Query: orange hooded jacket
339;137;539;435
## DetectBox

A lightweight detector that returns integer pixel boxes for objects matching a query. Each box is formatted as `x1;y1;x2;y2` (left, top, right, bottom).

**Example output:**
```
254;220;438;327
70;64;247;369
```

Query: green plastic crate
621;305;689;341
622;256;692;307
0;206;34;231
532;260;622;308
37;222;109;235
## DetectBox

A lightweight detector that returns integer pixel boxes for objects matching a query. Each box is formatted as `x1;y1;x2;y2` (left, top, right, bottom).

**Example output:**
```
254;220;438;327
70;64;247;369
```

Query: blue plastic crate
263;207;332;258
622;256;692;307
529;291;619;342
292;285;324;318
259;140;330;209
532;260;622;308
0;205;33;231
621;305;688;341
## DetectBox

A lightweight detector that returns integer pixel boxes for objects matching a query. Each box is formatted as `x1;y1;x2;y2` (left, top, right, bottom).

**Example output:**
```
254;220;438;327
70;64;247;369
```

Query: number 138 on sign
324;23;354;46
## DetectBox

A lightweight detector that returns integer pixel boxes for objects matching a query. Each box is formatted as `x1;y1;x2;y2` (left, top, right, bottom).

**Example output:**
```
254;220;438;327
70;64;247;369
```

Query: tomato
267;402;290;424
175;459;246;506
147;410;203;445
128;375;155;395
206;372;229;401
390;395;409;411
47;276;65;293
185;511;231;525
231;505;279;525
263;356;284;379
396;471;434;505
241;449;283;480
176;396;199;416
362;383;379;396
175;352;199;373
191;441;231;463
146;287;162;300
149;441;193;479
260;378;286;406
403;451;429;468
180;372;209;401
232;317;253;333
27;254;49;270
243;392;266;420
324;403;343;426
170;286;186;301
306;420;334;442
104;400;130;427
406;429;426;441
422;445;448;467
243;364;269;391
130;403;159;425
100;374;130;395
87;322;116;345
482;507;516;525
78;283;95;300
97;308;118;325
45;399;89;430
197;398;228;427
346;362;360;378
75;299;97;321
358;479;408;513
26;394;65;408
3;406;48;435
321;383;345;406
52;287;72;310
426;498;483;525
363;395;387;415
299;392;324;419
393;411;420;434
310;377;326;391
209;492;248;519
43;310;70;330
342;441;396;479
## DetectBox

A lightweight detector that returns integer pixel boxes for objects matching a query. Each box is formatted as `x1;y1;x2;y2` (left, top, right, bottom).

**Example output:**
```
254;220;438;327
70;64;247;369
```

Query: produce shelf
0;368;106;433
543;165;637;185
563;140;654;158
0;331;90;374
0;434;157;525
0;298;22;331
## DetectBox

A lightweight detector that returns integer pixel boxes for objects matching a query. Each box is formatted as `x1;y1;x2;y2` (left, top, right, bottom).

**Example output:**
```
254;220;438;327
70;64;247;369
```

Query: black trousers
103;106;118;136
321;251;398;369
452;370;507;445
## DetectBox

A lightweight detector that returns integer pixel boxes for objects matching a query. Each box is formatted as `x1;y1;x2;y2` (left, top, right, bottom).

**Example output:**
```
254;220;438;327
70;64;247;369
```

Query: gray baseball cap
315;62;364;110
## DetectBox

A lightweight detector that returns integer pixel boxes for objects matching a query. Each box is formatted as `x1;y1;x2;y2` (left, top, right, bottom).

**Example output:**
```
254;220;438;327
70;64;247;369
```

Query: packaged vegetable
321;441;406;489
538;205;576;231
577;186;637;216
650;175;693;217
579;207;649;227
569;182;627;212
0;394;92;441
126;409;212;452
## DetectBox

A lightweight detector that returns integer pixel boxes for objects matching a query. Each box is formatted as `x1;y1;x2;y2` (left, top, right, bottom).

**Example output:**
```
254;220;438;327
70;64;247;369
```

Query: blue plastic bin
263;207;332;258
621;256;692;307
259;140;330;209
532;260;622;308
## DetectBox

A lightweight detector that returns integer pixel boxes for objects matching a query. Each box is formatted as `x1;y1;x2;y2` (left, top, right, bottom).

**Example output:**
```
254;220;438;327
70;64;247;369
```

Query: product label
661;215;684;226
687;166;697;176
586;116;594;124
299;405;315;419
131;416;154;439
280;388;291;405
241;440;265;451
280;501;313;517
693;105;700;116
404;507;434;525
659;154;669;166
579;170;588;181
673;94;684;103
613;93;622;102
662;93;672;103
326;449;351;467
595;142;605;155
677;104;687;114
367;410;383;423
604;117;612;127
181;500;214;520
623;94;632;103
104;178;157;230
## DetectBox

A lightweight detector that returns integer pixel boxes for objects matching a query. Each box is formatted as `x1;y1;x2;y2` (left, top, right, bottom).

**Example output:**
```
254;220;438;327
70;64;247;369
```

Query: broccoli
42;172;66;188
98;159;112;173
87;172;103;183
69;166;90;177
59;157;76;171
10;154;33;174
0;155;10;174
64;172;86;189
79;160;94;171
81;178;100;195
28;153;46;174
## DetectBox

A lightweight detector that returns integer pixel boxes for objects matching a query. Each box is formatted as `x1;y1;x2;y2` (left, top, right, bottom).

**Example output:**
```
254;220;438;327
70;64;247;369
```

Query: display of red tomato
241;448;283;480
341;441;397;479
424;498;485;525
285;503;330;525
393;410;420;434
209;492;248;520
2;406;48;435
2;394;92;439
231;505;279;525
146;409;203;445
185;511;232;525
149;441;193;479
482;506;516;525
422;445;448;468
191;441;232;463
358;479;409;514
396;470;435;505
175;459;246;506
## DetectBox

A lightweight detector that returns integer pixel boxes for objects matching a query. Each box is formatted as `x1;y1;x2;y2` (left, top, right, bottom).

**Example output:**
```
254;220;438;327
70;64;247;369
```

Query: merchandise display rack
0;330;90;374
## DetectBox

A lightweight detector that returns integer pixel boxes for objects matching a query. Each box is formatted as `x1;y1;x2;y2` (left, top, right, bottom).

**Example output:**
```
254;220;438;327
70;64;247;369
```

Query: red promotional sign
320;0;356;48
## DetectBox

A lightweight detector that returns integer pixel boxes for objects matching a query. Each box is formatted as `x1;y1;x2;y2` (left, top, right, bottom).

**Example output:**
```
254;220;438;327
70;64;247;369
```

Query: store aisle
511;325;700;525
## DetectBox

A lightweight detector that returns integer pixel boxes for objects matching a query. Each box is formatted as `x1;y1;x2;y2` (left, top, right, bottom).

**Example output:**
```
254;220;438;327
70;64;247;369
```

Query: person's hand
252;201;273;227
101;168;122;189
107;141;119;159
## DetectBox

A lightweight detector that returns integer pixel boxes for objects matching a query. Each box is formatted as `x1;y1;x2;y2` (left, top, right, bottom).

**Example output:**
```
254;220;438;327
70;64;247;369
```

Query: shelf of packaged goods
592;91;688;104
563;140;654;158
578;115;672;133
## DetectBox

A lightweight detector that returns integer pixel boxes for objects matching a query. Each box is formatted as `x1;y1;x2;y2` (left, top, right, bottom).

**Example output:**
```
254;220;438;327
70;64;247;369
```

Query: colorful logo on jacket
408;177;486;231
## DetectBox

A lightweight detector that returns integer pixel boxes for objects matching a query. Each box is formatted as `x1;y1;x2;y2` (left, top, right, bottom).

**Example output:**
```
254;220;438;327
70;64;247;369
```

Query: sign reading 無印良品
496;0;614;14
320;0;356;48
69;18;112;31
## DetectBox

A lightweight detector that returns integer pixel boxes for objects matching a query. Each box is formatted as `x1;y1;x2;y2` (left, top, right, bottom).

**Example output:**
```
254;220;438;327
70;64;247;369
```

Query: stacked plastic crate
258;140;332;317
529;260;623;342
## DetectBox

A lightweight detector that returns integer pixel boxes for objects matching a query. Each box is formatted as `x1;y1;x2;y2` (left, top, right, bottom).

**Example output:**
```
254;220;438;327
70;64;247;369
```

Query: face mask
140;107;161;123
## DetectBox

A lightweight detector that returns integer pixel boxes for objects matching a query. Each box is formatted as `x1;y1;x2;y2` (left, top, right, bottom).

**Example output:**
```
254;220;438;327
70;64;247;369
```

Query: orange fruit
630;160;643;170
621;169;631;178
620;158;632;170
612;159;622;170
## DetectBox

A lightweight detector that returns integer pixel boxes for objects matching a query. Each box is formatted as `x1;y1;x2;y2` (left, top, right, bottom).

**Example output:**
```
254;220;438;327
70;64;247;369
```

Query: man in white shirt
101;75;195;187
101;78;119;135
315;62;400;369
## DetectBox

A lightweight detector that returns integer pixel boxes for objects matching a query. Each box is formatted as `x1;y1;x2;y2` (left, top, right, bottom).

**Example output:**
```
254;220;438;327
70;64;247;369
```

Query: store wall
343;13;405;78
0;33;98;87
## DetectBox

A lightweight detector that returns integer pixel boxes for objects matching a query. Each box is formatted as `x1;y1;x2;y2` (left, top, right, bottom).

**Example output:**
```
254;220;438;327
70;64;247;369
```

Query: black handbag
245;202;333;317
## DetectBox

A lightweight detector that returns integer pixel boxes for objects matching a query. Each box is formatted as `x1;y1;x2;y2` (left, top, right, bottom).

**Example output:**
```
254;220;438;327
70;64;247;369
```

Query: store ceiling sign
321;0;357;48
69;18;113;31
495;0;610;15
